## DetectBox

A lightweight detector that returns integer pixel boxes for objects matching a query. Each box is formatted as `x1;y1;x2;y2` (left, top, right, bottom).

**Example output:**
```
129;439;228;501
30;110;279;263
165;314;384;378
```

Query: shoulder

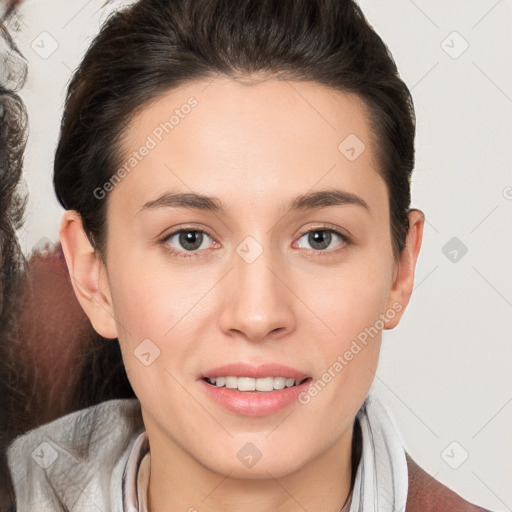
6;398;143;511
7;397;143;458
405;452;492;512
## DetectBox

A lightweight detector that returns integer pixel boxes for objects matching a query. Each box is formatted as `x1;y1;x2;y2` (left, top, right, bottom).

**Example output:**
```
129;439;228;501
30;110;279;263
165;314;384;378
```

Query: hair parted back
54;0;416;261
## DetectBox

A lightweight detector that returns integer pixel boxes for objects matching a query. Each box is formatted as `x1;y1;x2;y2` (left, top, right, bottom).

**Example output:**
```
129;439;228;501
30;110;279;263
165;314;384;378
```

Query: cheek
296;249;391;408
111;279;165;339
107;249;192;339
314;274;386;382
307;254;393;341
105;255;211;387
296;265;387;433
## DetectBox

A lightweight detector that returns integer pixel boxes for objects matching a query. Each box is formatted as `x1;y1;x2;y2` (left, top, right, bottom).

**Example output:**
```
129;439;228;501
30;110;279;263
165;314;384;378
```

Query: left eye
295;229;347;252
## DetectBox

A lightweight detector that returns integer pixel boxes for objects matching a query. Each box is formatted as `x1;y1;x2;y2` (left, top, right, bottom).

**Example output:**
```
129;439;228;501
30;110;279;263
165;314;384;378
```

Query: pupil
309;230;331;250
180;230;202;250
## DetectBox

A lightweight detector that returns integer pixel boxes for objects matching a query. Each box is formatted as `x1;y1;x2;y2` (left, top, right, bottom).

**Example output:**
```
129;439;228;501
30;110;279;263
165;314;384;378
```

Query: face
62;75;422;480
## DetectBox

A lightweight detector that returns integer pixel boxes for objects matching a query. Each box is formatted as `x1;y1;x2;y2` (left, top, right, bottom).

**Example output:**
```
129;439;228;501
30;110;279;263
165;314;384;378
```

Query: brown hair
54;0;416;262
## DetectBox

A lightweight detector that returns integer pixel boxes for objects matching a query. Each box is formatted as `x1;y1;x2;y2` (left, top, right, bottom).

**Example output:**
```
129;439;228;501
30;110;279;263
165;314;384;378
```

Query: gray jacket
7;399;144;511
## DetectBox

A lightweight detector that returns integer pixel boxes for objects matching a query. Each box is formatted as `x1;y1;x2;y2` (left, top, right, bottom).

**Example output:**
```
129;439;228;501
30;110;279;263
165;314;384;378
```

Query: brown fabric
15;242;91;425
0;242;93;511
405;452;491;512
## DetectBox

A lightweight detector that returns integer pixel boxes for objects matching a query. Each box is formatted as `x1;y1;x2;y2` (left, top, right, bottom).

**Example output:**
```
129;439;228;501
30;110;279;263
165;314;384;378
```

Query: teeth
208;376;305;392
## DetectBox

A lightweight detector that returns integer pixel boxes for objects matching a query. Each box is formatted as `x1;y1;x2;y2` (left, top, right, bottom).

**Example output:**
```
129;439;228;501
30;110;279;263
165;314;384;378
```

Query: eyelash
160;224;350;259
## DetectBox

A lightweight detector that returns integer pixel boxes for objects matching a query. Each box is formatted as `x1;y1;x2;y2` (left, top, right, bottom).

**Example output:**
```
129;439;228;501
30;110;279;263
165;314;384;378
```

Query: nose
218;241;296;343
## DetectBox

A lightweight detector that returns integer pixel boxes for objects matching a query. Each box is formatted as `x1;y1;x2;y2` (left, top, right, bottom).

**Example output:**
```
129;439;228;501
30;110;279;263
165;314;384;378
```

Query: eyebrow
137;189;370;216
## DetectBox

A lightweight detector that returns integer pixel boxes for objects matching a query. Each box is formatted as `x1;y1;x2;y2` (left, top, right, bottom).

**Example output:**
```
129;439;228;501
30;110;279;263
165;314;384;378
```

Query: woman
5;0;493;510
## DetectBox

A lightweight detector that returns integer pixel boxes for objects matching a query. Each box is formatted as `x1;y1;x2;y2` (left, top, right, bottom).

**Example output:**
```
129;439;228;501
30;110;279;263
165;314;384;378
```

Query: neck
145;420;360;512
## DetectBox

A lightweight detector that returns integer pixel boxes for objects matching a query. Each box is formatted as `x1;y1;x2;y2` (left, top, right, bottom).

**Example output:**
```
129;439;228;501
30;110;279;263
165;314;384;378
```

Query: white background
6;0;512;509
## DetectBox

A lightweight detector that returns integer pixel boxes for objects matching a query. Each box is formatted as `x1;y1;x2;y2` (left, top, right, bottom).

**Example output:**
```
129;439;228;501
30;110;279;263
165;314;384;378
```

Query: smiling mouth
202;376;311;392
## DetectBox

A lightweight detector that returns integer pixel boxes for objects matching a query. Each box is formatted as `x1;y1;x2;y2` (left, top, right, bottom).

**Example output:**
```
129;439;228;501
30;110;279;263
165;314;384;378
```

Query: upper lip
200;363;310;381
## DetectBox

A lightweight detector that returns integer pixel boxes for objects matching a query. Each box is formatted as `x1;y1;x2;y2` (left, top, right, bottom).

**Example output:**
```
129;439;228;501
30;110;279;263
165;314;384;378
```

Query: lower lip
199;378;312;417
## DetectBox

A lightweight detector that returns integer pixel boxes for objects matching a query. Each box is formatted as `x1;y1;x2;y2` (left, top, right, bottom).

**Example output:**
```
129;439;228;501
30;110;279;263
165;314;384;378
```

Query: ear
384;209;425;329
58;210;118;339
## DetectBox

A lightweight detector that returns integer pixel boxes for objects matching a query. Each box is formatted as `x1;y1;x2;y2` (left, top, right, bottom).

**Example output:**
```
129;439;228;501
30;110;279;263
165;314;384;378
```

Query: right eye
161;228;218;258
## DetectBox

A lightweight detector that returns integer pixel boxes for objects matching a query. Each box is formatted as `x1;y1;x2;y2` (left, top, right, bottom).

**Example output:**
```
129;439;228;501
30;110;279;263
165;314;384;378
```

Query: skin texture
59;76;424;512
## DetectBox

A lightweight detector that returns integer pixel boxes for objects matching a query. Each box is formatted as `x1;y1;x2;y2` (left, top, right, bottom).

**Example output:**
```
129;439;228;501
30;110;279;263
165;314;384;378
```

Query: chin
199;444;311;480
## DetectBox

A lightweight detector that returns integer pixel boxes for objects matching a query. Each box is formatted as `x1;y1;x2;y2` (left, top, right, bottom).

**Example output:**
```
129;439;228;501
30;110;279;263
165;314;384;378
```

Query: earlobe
58;210;118;339
384;209;425;329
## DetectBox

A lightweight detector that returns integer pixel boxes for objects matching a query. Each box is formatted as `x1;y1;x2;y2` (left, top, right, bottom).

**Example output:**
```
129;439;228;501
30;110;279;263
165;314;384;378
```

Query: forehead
112;76;386;216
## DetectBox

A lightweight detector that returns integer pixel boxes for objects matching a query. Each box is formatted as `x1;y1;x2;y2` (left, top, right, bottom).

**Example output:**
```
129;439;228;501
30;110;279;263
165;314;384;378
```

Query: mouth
199;367;313;417
202;376;310;392
198;363;312;416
